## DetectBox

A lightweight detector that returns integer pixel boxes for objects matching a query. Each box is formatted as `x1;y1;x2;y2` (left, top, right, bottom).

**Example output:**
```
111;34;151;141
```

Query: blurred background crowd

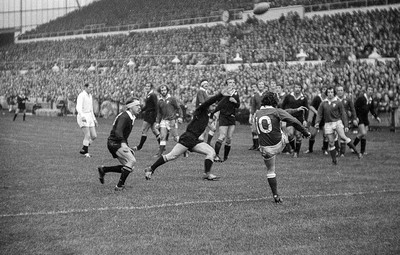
0;0;399;123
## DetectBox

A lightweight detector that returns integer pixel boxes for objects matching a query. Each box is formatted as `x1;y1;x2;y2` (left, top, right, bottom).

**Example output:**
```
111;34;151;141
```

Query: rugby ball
253;2;270;15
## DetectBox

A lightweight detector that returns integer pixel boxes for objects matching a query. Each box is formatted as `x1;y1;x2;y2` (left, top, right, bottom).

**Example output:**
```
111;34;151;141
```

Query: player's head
336;85;345;97
366;85;374;96
125;97;141;114
294;83;302;93
257;80;267;92
269;80;276;93
261;92;278;107
158;85;170;97
325;86;336;99
84;83;94;93
144;82;153;92
199;79;209;89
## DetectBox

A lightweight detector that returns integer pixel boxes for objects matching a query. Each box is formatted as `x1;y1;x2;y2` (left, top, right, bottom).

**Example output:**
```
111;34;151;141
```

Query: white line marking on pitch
1;189;399;218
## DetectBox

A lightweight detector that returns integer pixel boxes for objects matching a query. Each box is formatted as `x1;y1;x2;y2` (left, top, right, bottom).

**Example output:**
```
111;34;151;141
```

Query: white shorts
77;113;96;128
160;119;177;130
259;132;288;159
324;120;351;143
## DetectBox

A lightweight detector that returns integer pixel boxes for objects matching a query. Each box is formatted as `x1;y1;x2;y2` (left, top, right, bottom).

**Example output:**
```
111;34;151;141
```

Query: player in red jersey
315;87;361;165
254;92;310;203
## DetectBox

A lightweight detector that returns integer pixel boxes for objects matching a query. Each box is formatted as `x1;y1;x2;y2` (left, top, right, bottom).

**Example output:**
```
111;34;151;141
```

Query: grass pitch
0;112;399;255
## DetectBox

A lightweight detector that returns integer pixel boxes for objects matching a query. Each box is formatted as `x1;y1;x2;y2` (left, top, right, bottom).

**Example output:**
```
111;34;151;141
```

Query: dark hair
261;92;278;107
325;86;336;96
84;83;89;88
199;79;208;86
157;85;170;93
145;82;154;89
225;77;236;85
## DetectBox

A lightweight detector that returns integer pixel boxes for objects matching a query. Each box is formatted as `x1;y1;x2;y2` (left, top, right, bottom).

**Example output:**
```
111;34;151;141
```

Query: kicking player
144;85;235;181
315;87;361;165
254;92;310;203
135;82;160;150
76;83;97;157
354;86;381;155
97;98;141;191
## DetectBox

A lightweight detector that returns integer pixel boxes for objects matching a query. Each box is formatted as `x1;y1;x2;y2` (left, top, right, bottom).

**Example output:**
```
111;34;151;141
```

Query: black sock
295;141;301;153
13;114;17;121
151;156;166;172
82;145;88;153
137;135;147;150
308;139;315;152
23;114;26;121
347;142;359;154
252;138;257;147
353;137;360;147
117;166;131;187
267;177;278;196
224;145;231;160
158;145;165;155
340;143;346;155
156;135;161;144
204;159;213;174
207;134;213;145
104;165;123;173
360;139;366;154
289;139;296;152
215;140;222;155
334;140;339;153
255;138;259;148
330;149;337;162
322;140;328;151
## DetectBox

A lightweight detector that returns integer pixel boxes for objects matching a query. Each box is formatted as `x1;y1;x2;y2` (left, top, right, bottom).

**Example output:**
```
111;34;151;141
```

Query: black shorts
178;132;202;151
358;116;370;126
219;114;236;126
107;139;121;158
143;111;157;124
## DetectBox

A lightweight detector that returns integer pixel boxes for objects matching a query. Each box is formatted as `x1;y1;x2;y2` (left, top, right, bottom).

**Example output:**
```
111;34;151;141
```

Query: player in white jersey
76;83;98;157
254;92;310;203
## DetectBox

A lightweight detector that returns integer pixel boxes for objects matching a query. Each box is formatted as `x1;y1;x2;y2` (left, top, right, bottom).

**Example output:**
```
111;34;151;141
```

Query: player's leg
192;142;219;180
223;125;236;161
13;108;19;121
145;143;187;180
286;126;296;154
249;121;259;150
114;147;136;190
305;126;317;153
22;109;26;121
156;121;168;157
263;155;282;203
207;119;217;145
359;124;368;155
293;129;303;158
336;124;361;158
151;122;161;144
80;127;91;155
214;125;227;162
137;121;151;150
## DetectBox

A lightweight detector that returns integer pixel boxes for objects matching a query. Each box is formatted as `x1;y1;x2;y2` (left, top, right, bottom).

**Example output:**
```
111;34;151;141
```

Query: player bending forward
254;92;311;203
144;85;235;181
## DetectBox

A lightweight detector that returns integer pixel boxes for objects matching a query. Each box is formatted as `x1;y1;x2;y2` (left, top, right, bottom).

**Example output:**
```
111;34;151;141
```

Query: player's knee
207;150;216;160
165;153;179;161
225;137;232;145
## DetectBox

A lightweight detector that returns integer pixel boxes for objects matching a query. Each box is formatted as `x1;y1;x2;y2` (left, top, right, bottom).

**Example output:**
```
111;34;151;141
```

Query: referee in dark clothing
144;86;235;181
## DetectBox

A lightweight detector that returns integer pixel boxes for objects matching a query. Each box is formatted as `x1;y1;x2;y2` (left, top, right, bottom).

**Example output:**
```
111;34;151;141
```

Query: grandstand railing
17;9;244;41
304;0;400;12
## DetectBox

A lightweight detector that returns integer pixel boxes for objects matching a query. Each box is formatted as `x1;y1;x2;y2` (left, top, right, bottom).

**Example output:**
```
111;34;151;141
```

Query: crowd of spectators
25;0;398;36
1;7;399;122
3;8;399;67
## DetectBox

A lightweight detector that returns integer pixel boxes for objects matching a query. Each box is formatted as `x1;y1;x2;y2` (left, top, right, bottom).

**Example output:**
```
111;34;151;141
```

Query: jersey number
256;116;272;134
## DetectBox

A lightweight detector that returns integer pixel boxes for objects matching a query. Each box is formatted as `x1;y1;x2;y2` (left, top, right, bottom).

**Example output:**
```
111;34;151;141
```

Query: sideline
1;189;399;218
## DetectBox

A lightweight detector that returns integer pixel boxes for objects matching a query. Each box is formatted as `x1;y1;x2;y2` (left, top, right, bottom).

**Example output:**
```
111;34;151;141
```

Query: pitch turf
1;112;399;254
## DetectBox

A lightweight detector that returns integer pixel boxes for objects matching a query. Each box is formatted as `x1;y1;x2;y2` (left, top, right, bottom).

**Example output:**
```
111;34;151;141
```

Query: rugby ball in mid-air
253;2;270;15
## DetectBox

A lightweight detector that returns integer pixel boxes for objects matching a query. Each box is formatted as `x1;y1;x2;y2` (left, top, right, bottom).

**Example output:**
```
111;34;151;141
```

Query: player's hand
248;114;253;124
314;123;319;129
177;117;183;124
304;131;311;139
344;127;349;133
121;143;130;153
82;117;87;123
303;120;308;127
155;123;160;130
297;106;308;112
221;86;234;96
229;97;237;103
94;119;98;127
376;117;381;123
352;119;358;127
